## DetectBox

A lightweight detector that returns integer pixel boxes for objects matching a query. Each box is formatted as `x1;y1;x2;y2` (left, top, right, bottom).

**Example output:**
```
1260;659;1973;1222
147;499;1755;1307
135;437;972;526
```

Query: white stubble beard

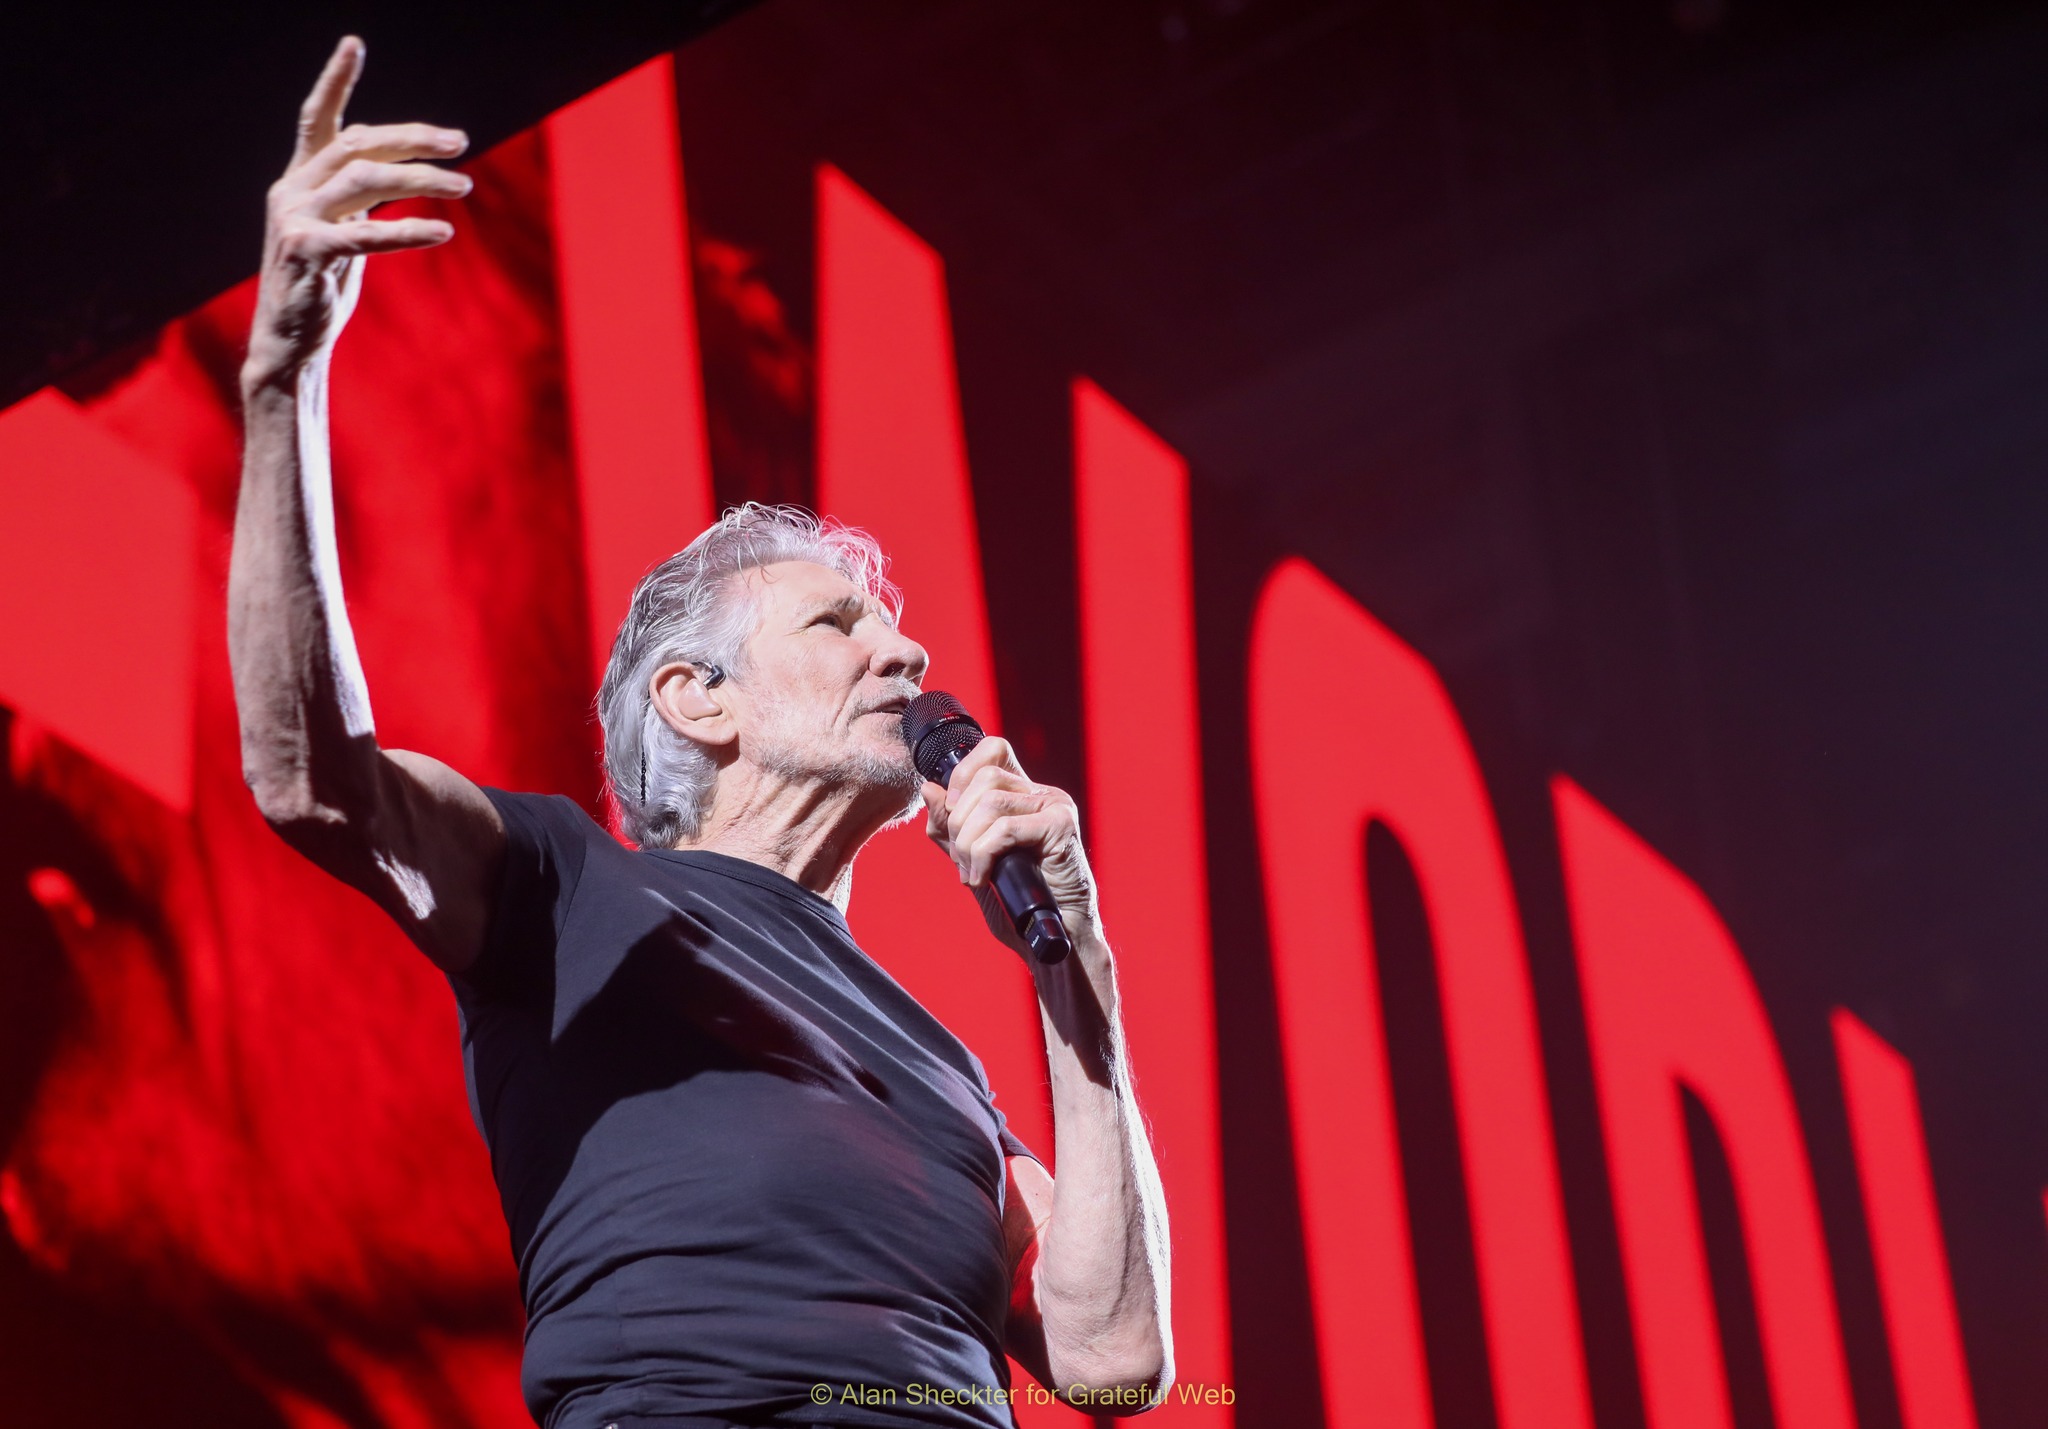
749;689;924;827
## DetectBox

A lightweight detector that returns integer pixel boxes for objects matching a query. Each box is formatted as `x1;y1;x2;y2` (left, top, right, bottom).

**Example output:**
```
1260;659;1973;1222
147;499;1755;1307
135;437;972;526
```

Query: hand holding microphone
902;692;1088;966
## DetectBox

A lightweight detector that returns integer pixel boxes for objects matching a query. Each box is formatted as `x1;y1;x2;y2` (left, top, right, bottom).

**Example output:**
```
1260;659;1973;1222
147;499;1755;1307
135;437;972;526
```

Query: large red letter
1251;558;1591;1429
1833;1010;1979;1429
0;389;195;810
1074;380;1231;1422
547;55;715;688
813;166;1050;1159
1553;778;1856;1429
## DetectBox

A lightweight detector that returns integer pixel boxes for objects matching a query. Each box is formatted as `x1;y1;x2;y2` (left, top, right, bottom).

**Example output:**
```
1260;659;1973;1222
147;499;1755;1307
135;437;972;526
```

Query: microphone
902;691;1073;966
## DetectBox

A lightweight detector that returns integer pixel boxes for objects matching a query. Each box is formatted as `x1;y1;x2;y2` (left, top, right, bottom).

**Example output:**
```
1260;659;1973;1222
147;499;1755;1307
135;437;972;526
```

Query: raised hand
245;36;472;381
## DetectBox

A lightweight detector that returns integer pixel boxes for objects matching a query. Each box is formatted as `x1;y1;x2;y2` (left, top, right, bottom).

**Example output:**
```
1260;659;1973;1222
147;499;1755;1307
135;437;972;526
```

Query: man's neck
666;766;897;912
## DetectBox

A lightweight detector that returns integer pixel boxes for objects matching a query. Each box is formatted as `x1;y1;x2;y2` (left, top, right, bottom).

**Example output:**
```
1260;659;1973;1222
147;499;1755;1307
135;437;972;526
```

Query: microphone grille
902;690;984;782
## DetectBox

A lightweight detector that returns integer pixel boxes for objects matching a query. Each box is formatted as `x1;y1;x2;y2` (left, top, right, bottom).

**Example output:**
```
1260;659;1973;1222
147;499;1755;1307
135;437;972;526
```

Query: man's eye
809;613;842;629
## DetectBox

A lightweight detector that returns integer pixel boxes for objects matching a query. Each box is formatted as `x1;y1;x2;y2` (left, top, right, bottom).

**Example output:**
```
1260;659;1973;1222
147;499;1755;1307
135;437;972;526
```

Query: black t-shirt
449;788;1042;1429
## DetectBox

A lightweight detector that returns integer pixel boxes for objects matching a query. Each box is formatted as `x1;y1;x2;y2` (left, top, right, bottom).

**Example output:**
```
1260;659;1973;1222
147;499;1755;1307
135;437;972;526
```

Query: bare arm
229;36;499;972
925;742;1173;1407
1004;949;1174;1410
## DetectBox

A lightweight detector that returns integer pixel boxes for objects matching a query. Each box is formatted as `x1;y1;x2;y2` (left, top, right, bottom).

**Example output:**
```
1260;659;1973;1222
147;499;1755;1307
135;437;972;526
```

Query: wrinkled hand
245;36;472;380
922;737;1101;964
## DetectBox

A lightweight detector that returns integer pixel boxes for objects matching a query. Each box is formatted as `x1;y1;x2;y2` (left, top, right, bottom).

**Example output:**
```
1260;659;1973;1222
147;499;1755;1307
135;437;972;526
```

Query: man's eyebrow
794;592;872;621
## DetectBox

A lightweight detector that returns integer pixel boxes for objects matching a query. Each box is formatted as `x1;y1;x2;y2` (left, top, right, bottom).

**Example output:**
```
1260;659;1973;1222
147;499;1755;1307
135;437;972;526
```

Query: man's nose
872;627;929;683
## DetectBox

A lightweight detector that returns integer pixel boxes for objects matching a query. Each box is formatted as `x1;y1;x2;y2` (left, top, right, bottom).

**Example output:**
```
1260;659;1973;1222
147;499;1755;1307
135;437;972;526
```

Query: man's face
728;560;929;812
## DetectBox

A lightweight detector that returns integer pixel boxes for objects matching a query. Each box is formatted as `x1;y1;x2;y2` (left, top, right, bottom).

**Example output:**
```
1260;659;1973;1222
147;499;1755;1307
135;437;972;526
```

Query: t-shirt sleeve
988;1084;1044;1168
452;787;600;1004
998;1120;1040;1165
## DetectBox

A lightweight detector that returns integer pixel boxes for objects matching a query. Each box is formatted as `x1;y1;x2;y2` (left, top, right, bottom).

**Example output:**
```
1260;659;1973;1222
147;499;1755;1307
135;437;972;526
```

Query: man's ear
649;662;736;748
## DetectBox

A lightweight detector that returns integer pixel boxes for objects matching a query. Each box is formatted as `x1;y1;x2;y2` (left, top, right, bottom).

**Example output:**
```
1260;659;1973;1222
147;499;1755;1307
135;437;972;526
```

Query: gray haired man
227;36;1173;1429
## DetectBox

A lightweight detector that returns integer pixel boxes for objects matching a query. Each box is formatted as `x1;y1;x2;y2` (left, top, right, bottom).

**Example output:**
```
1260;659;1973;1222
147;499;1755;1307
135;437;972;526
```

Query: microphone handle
930;747;1073;966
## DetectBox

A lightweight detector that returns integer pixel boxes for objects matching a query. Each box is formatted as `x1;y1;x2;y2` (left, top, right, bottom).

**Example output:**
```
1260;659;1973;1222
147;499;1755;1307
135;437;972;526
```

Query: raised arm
229;36;501;972
923;741;1173;1408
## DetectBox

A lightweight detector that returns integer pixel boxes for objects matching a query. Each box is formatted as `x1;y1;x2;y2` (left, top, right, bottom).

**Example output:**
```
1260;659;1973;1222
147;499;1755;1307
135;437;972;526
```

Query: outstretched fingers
294;122;470;188
323;216;459;255
309;158;473;221
293;36;366;168
252;38;467;373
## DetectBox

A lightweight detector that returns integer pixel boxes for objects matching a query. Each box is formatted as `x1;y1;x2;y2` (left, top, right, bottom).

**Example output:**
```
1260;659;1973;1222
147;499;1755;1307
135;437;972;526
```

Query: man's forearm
1031;932;1172;1393
228;357;380;823
229;36;470;829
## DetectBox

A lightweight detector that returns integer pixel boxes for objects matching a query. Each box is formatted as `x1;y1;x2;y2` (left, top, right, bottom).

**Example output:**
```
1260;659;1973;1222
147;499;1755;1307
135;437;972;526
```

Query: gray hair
596;503;901;848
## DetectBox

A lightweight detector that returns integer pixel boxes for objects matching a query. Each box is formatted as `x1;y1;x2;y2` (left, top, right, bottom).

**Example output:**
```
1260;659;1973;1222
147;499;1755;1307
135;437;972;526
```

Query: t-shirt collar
639;846;851;926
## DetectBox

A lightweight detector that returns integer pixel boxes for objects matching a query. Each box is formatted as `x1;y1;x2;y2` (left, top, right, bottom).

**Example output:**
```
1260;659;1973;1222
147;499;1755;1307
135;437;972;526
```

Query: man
227;35;1173;1429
